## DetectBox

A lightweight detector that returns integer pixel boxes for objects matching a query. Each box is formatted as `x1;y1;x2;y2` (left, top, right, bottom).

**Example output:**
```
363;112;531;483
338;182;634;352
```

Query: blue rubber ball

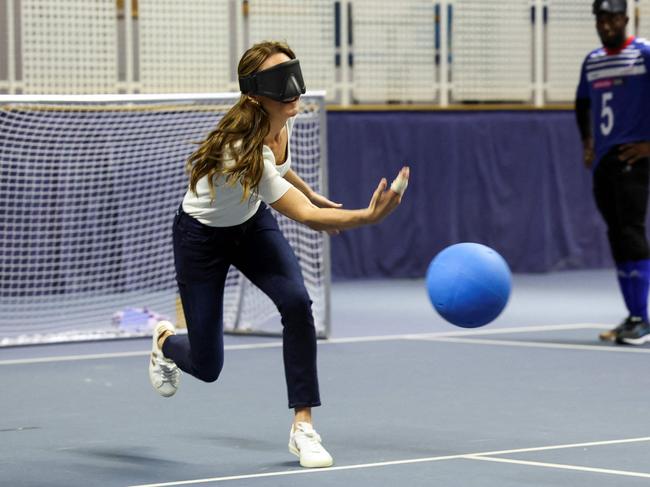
426;243;512;328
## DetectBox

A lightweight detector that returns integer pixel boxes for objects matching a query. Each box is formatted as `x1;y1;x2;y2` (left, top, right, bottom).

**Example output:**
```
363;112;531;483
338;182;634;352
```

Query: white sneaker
288;422;333;468
148;321;180;397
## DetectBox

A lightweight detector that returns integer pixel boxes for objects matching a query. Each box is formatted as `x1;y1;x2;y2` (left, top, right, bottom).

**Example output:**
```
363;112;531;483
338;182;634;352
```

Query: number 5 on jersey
600;92;614;136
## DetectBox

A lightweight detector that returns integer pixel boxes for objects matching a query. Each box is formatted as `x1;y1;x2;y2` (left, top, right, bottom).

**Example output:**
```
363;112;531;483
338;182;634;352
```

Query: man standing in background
575;0;650;344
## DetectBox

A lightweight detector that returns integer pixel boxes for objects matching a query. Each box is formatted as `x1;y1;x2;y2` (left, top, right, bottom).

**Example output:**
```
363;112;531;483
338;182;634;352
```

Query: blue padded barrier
327;110;613;279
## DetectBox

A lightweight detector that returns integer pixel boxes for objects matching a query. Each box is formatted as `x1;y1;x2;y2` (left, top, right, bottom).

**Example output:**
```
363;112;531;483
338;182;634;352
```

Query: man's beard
602;32;627;49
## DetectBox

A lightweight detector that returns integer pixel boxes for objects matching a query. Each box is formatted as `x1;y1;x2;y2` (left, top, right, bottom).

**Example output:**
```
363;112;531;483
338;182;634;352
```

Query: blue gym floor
2;269;650;487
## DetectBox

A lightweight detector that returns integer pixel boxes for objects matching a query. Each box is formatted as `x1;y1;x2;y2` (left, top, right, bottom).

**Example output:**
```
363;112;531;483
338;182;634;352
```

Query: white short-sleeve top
182;117;294;227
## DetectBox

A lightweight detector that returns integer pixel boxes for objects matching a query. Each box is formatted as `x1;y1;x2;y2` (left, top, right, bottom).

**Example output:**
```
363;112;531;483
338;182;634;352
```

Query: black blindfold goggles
239;59;306;103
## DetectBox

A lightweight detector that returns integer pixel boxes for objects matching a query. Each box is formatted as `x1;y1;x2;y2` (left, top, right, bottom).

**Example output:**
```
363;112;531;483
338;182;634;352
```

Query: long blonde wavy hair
186;41;297;200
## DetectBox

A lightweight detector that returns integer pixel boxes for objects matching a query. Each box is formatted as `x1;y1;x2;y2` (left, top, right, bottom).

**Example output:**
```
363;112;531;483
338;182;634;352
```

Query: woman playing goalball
147;40;409;468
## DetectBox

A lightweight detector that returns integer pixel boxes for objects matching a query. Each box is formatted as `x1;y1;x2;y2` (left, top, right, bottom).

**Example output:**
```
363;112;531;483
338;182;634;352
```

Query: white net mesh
5;1;650;102
138;0;231;93
0;93;329;346
351;0;437;103
639;0;650;39
20;0;117;94
546;0;599;103
451;0;532;102
247;0;336;101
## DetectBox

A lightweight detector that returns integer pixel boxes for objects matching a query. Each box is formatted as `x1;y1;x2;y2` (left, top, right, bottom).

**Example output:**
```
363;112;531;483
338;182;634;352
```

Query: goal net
0;93;330;346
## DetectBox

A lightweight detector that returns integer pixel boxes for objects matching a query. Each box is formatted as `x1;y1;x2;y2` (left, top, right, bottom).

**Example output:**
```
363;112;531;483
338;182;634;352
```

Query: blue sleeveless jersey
576;37;650;164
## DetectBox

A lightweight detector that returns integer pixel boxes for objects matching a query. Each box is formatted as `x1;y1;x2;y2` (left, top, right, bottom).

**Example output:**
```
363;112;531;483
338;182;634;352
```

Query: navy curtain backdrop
326;110;614;279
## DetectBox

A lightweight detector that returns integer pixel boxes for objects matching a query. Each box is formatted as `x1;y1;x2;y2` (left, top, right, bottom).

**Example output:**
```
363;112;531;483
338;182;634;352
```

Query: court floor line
0;323;608;366
467;455;650;479
420;336;650;354
0;342;286;366
0;323;611;366
126;436;650;487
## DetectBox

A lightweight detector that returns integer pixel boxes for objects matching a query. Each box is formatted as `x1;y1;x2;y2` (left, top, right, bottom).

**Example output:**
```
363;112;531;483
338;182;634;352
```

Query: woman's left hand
309;192;342;209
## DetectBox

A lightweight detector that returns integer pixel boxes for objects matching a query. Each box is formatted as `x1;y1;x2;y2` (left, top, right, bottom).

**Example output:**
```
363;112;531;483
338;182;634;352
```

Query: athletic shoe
618;319;650;345
288;422;333;468
148;321;181;397
599;316;637;342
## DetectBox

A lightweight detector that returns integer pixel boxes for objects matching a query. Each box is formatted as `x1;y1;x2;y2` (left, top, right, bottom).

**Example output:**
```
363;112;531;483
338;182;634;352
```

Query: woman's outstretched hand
366;166;410;224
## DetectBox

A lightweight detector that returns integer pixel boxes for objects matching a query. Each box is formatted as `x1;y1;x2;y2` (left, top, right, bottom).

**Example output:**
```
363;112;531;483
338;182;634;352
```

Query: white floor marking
466;435;650;456
0;344;281;366
423;336;650;354
433;323;611;336
0;350;151;365
467;455;650;479
0;323;619;366
126;436;650;487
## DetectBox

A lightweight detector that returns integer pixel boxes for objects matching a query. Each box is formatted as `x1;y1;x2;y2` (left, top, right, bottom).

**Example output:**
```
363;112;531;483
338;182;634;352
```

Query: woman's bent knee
193;362;223;383
281;290;313;321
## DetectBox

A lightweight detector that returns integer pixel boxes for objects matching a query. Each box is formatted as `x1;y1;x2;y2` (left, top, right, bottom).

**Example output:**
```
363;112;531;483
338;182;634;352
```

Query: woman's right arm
271;167;409;232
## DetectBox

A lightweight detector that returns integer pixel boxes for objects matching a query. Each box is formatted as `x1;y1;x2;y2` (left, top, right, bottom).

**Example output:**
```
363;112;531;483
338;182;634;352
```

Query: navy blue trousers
164;204;321;409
